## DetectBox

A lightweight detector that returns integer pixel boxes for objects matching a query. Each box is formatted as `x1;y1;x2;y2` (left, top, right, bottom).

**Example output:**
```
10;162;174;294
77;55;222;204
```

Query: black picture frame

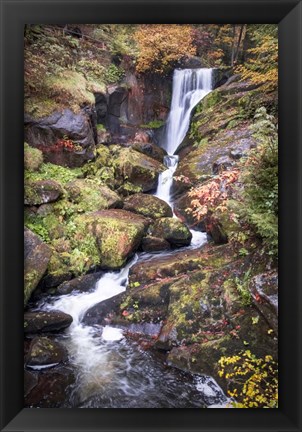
0;0;301;431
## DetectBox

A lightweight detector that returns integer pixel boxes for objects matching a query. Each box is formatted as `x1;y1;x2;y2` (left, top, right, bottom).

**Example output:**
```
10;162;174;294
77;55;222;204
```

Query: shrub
218;350;278;408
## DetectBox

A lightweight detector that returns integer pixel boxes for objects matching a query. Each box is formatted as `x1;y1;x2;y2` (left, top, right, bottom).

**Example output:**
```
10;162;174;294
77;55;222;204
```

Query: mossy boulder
112;147;165;192
131;141;167;163
77;209;150;270
149;217;192;247
123;193;172;219
24;180;63;206
24;143;43;172
25;336;68;367
24;228;52;306
24;310;73;333
65;179;123;212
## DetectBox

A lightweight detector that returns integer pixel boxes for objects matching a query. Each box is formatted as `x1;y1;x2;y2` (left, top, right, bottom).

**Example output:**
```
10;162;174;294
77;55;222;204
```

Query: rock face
25;337;68;367
113;147;165;192
123;193;173;219
24;180;63;206
24;310;73;333
79;209;150;269
149;217;192;247
24;108;96;168
56;272;103;295
24;228;52;306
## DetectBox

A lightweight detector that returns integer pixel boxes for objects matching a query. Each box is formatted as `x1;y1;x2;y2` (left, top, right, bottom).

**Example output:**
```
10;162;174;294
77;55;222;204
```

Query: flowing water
38;68;231;408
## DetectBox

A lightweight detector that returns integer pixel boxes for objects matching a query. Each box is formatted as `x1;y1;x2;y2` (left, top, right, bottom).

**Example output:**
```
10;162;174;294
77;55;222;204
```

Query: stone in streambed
141;236;171;253
56;272;103;295
24;180;63;206
82;292;124;326
149;217;192;247
123;193;173;219
24;228;52;307
24;310;73;334
25;336;68;367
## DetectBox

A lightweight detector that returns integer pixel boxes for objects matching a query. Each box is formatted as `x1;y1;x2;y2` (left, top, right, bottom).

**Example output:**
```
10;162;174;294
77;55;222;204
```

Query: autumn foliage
134;25;196;74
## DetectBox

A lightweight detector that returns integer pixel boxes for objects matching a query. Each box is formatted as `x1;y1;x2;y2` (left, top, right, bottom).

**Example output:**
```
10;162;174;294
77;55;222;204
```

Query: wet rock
123;193;172;219
57;272;103;295
131;141;167;163
174;192;206;230
65;179;123;211
24;365;75;408
25;336;68;367
229;148;245;160
112;147;165;192
24;369;39;397
133;131;151;143
212;156;234;175
149;217;192;247
24;310;73;334
82;292;124;326
24;180;63;206
24;228;52;306
24;108;96;168
249;271;278;333
78;209;150;269
141;236;171;253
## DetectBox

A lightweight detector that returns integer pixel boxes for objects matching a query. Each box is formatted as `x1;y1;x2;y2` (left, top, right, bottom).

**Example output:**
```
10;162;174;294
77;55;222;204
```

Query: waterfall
163;68;213;155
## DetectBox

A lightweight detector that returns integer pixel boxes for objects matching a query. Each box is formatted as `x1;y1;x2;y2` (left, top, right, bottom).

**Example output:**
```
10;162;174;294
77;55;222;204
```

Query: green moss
140;120;164;129
25;162;83;186
24;270;39;306
24;143;43;172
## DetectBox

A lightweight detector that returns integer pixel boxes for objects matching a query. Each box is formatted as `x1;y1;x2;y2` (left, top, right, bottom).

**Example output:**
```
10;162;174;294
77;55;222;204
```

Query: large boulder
25;336;68;367
141;236;171;253
24;180;63;206
112;147;165;192
149;217;192;247
24;310;73;333
131;141;167;163
24;228;52;306
65;179;123;212
123;193;172;219
24;108;96;168
76;209;150;269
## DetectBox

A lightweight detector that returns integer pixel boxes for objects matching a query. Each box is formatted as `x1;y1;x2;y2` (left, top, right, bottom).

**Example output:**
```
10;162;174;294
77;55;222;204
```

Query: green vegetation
141;120;164;129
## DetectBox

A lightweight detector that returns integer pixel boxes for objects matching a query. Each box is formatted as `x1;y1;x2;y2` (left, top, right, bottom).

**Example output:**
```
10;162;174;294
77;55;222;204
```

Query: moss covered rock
131;141;167;163
24;228;52;306
123;193;172;219
24;143;43;172
77;209;150;270
25;336;68;367
141;236;171;253
65;179;123;212
24;180;63;206
112;147;165;192
149;217;192;247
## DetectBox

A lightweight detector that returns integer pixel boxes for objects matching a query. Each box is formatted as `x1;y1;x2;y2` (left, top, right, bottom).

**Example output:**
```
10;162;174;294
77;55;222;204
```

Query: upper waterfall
162;68;213;155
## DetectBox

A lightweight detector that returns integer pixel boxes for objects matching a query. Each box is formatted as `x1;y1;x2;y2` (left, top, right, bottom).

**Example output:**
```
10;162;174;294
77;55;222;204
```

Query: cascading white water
37;67;229;408
164;68;213;156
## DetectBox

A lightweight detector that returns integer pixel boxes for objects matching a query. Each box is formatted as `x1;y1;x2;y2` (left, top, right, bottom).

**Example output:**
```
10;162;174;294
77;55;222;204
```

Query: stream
37;68;230;408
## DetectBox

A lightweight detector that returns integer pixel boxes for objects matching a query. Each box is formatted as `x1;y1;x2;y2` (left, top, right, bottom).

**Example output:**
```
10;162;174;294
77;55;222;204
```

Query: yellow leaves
217;350;278;408
134;25;196;73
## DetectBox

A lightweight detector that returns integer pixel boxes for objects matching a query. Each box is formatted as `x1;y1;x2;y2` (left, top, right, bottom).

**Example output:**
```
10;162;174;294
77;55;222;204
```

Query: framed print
0;0;301;431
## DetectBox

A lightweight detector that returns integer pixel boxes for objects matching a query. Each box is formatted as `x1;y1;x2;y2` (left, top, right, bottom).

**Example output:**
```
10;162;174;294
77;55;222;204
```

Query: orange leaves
188;169;240;221
134;25;196;74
